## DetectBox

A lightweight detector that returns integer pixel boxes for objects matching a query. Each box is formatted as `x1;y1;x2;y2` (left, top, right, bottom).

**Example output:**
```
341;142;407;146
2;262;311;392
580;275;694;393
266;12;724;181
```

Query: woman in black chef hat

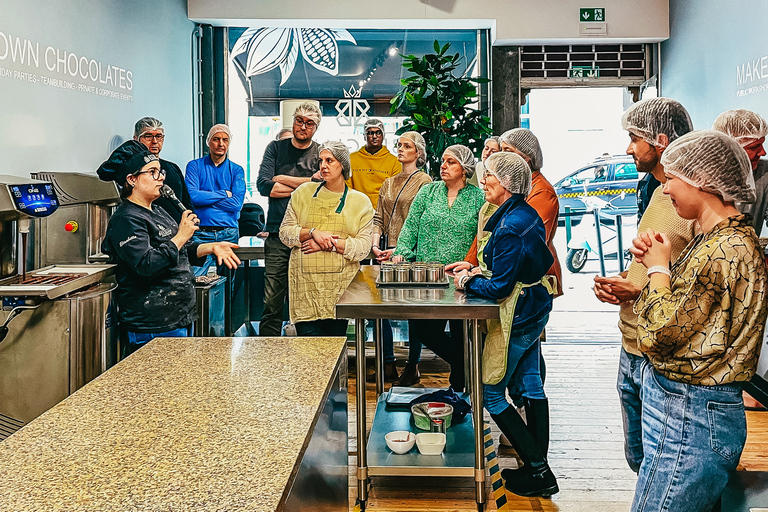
98;140;240;357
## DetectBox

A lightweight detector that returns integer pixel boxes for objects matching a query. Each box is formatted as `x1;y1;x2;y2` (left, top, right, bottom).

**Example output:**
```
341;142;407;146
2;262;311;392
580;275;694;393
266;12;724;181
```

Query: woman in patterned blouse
629;130;768;512
392;144;485;391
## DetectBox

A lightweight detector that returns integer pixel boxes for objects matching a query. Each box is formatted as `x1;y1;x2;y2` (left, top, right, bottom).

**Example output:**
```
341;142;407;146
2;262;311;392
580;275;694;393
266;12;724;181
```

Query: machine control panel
7;183;59;217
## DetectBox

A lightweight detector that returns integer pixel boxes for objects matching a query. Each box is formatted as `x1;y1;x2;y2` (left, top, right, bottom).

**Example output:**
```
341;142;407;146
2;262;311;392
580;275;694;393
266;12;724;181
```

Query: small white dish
385;431;416;454
416;432;446;455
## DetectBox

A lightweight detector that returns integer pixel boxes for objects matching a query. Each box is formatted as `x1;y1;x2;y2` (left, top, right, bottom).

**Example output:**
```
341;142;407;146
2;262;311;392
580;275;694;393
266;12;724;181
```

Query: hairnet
485;152;532;196
484;136;500;147
621;97;693;147
499;128;544;171
444;144;476;179
134;117;164;138
363;118;385;132
206;124;231;146
399;131;427;168
319;140;352;180
660;130;755;203
97;140;159;185
293;102;322;126
712;109;768;144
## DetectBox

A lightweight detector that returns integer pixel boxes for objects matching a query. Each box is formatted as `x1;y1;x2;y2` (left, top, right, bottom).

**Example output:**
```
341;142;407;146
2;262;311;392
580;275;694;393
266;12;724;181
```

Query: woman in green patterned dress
392;144;485;390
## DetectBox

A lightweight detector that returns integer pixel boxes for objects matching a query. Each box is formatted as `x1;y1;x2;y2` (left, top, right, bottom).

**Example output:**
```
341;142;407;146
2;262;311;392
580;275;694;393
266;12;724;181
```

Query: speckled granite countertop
0;336;347;511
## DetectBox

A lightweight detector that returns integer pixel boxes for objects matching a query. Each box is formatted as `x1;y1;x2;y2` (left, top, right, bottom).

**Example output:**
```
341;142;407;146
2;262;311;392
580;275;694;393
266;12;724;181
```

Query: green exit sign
580;8;605;22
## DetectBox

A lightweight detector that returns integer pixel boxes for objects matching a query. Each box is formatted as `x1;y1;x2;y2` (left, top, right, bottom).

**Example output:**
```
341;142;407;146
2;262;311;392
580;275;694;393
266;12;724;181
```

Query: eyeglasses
140;133;165;141
294;118;317;129
366;130;383;137
135;168;166;181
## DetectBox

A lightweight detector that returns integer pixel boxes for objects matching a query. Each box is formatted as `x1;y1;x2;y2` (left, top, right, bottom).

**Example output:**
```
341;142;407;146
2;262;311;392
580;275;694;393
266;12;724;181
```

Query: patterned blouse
635;215;768;385
373;170;433;247
393;181;485;264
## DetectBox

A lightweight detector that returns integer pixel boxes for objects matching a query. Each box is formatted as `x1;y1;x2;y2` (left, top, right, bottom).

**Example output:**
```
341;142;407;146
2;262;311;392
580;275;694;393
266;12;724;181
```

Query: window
613;163;638;181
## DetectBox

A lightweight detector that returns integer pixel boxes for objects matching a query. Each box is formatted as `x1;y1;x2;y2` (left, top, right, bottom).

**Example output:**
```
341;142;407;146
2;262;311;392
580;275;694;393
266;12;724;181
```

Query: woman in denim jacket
453;152;558;497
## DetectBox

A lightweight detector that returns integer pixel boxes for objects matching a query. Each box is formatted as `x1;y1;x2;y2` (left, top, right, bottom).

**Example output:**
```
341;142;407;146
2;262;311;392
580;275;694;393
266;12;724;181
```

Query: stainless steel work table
223;236;266;335
336;265;500;511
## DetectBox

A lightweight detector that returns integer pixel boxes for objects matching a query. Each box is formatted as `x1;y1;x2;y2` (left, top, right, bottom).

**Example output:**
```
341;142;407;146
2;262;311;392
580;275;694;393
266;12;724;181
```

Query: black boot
393;362;420;387
492;407;559;497
524;397;550;458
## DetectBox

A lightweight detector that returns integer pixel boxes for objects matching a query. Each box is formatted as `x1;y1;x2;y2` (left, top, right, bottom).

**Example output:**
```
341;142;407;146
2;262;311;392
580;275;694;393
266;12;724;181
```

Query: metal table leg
355;318;369;508
224;267;232;336
470;319;486;509
375;319;384;395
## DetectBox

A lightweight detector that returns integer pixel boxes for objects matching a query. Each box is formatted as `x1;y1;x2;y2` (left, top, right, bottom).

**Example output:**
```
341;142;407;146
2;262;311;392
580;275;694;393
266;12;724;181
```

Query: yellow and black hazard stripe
557;187;636;199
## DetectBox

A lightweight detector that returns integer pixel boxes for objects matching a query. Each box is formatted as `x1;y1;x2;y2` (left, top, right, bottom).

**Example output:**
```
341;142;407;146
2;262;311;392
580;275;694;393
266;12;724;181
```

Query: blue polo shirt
185;155;246;228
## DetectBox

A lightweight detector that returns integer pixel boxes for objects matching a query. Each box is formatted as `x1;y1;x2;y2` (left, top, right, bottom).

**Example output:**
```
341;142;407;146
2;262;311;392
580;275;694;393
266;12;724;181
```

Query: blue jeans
618;347;645;473
631;364;746;512
191;227;239;277
124;325;192;358
484;315;548;415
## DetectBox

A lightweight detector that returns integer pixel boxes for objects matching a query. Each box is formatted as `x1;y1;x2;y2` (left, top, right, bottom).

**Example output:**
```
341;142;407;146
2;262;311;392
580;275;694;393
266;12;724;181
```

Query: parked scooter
565;191;636;273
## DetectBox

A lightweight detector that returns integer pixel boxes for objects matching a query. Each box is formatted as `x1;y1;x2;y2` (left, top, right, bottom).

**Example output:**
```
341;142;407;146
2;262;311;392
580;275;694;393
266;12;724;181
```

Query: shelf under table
366;390;476;477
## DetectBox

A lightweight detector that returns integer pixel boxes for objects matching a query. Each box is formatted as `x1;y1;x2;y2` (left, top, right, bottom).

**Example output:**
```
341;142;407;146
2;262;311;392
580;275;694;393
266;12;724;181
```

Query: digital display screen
8;183;59;217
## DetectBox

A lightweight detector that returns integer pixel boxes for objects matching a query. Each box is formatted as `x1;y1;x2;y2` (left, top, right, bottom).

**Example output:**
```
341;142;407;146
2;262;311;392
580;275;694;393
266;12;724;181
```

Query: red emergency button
64;221;79;233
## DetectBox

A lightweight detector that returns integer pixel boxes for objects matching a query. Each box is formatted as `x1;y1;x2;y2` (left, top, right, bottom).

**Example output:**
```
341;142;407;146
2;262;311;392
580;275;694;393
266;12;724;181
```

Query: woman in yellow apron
279;141;374;336
453;152;558;498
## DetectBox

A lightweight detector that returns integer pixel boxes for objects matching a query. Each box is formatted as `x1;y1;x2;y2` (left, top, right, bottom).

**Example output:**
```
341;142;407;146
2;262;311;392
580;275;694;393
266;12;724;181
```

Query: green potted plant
390;40;492;176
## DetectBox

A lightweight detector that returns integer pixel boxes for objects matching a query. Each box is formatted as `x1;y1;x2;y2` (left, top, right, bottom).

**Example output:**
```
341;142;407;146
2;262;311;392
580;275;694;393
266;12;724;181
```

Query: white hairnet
364;118;385;132
485;152;532;196
293;101;322;126
444;144;476;179
319;140;352;180
499;128;544;171
660;130;755;203
621;97;693;147
134;117;164;138
712;109;768;144
398;131;427;168
206;123;231;146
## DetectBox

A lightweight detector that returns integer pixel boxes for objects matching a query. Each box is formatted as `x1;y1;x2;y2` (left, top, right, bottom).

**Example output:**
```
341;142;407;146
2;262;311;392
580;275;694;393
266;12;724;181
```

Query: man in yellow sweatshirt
348;118;401;208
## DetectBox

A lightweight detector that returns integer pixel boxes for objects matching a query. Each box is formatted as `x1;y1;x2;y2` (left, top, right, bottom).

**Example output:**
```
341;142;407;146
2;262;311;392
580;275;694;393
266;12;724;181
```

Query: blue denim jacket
465;195;553;329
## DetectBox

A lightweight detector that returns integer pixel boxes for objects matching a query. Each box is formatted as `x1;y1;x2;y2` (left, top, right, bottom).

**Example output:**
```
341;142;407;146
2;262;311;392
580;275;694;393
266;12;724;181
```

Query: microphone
160;185;199;225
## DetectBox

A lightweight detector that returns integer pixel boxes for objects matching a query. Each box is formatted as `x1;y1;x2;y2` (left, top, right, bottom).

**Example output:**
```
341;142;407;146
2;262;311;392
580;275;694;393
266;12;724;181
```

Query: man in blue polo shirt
185;123;246;276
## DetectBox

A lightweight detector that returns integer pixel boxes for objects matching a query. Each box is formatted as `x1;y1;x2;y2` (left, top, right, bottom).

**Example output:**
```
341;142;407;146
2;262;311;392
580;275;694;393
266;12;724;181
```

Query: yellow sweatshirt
347;146;401;208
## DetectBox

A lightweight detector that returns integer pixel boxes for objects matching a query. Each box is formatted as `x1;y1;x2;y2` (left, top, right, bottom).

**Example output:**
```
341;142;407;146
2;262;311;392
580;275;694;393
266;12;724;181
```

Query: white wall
0;0;195;179
188;0;669;45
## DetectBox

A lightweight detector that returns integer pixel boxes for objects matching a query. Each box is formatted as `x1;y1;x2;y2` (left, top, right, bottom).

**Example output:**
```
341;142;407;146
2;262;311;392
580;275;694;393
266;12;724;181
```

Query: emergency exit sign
580;8;605;22
569;66;600;78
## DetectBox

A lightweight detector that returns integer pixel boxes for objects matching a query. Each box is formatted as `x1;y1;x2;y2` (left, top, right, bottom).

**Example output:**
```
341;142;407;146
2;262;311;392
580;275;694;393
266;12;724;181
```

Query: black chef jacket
102;200;204;333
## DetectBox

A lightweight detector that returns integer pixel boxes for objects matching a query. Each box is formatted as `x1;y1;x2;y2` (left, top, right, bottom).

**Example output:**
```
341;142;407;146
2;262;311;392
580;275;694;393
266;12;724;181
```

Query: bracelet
458;274;471;289
646;265;671;277
309;227;316;237
331;238;338;253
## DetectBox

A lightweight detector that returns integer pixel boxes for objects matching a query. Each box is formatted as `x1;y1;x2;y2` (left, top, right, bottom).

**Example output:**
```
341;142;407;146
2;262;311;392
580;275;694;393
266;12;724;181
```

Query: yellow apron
300;183;349;274
482;275;558;385
476;202;498;277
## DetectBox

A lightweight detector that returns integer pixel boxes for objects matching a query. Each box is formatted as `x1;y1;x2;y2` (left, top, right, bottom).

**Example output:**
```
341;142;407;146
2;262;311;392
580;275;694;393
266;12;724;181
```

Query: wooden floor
348;343;768;511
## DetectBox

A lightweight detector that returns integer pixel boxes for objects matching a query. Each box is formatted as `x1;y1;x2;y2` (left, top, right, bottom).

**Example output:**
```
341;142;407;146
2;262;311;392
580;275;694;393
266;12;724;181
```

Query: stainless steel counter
336;265;499;510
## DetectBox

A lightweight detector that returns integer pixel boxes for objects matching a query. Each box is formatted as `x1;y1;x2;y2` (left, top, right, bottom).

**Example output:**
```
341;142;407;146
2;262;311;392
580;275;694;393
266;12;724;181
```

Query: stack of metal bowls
426;262;445;283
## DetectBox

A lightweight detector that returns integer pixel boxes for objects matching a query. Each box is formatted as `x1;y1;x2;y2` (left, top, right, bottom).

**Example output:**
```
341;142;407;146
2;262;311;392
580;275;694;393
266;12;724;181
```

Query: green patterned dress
393;181;485;264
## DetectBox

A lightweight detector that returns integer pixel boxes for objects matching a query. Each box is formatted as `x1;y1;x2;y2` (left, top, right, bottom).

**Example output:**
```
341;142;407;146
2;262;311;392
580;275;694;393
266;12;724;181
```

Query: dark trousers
408;319;465;390
260;234;291;336
295;319;349;337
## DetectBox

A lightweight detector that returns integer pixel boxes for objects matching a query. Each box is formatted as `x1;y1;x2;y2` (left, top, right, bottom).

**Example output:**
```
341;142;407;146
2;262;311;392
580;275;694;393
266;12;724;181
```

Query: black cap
97;140;158;184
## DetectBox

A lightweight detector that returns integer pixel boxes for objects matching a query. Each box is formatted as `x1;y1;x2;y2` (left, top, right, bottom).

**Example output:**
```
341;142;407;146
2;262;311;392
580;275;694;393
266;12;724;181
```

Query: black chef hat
97;140;159;184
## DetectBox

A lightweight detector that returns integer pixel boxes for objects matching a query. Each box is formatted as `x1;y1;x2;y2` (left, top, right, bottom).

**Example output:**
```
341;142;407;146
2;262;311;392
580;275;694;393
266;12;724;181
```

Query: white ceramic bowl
416;432;446;455
385;431;416;454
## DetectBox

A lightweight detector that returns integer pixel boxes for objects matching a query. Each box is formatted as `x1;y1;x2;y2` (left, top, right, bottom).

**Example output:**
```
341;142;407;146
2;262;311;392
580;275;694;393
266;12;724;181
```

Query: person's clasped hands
629;227;672;269
302;228;339;254
449;263;482;290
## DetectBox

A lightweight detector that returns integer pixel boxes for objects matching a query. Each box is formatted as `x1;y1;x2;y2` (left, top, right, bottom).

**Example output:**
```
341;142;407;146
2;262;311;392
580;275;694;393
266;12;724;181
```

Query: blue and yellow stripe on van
557;187;636;199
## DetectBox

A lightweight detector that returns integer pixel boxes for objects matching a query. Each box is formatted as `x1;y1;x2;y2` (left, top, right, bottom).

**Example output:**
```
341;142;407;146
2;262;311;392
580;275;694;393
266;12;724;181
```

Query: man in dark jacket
133;117;194;223
256;102;321;336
